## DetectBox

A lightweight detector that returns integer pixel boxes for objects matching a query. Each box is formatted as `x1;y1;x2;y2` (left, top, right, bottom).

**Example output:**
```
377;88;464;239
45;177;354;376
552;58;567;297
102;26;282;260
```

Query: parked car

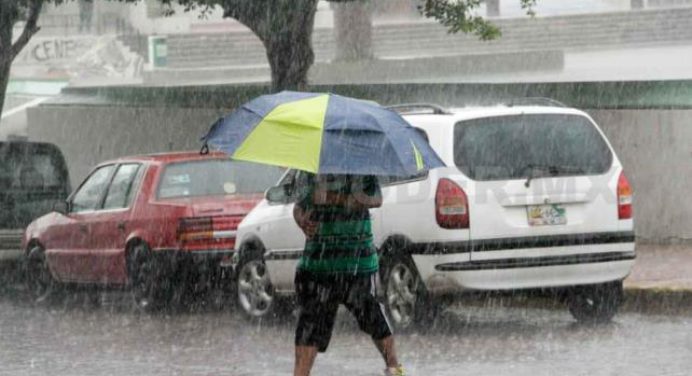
1;140;71;266
234;101;636;325
22;151;284;310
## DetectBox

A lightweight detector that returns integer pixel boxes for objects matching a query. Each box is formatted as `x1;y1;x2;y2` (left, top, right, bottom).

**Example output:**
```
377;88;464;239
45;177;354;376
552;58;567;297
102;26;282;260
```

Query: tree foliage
421;0;536;40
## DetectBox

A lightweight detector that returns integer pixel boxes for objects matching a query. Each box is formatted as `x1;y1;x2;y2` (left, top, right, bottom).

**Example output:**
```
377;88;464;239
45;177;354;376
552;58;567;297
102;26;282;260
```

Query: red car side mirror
53;201;69;215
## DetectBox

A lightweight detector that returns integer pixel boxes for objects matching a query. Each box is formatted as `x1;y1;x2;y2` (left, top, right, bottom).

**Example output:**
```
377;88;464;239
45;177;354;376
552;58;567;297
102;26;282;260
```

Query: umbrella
201;91;445;176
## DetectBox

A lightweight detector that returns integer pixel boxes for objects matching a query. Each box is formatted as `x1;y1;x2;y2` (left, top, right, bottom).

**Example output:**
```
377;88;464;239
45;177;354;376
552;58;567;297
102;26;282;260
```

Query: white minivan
233;101;636;326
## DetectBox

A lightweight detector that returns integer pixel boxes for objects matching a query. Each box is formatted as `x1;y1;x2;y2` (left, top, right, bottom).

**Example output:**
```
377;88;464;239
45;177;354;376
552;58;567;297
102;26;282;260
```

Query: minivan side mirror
265;185;290;204
53;201;69;215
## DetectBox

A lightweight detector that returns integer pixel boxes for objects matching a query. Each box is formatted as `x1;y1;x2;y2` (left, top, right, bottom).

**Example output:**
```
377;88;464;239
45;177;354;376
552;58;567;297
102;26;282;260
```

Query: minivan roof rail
386;103;452;115
6;135;29;142
505;97;567;108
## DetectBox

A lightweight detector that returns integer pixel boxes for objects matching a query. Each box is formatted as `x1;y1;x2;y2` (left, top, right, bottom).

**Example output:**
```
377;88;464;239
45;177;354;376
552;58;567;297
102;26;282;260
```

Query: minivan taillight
617;172;633;220
435;178;469;229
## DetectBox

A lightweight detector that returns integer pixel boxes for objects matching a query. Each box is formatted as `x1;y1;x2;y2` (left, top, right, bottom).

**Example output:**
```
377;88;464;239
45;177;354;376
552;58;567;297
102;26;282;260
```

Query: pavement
622;244;692;315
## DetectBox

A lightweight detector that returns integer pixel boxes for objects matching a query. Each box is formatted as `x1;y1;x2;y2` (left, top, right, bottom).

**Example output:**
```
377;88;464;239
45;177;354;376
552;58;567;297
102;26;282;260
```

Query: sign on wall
12;35;143;83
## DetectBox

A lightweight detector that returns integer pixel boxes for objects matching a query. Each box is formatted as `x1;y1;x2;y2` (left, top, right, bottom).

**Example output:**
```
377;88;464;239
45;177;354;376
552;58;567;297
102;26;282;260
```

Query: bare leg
294;345;319;376
373;335;400;368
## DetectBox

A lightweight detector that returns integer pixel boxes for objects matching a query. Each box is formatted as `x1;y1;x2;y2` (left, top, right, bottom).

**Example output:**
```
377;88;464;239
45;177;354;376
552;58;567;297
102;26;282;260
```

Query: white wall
591;110;692;243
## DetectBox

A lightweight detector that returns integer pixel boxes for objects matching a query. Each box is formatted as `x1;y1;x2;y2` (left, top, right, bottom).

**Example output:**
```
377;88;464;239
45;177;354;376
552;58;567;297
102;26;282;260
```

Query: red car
22;151;284;310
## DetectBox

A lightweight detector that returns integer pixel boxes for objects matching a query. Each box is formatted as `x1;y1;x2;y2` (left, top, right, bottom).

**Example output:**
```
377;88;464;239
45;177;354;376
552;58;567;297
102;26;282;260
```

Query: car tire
128;242;172;312
235;248;289;322
567;281;624;323
25;245;62;305
380;247;442;330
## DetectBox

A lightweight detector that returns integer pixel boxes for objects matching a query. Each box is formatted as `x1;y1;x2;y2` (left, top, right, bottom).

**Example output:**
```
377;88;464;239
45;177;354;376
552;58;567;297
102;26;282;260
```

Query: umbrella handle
199;142;209;155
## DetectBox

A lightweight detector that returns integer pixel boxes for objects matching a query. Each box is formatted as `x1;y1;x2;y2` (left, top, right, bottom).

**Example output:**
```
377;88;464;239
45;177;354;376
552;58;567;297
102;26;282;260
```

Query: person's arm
293;203;318;239
292;173;319;238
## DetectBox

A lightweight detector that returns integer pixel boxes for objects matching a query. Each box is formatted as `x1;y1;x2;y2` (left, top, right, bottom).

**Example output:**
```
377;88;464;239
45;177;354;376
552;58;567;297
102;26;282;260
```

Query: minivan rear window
454;114;613;181
158;159;285;199
0;142;71;228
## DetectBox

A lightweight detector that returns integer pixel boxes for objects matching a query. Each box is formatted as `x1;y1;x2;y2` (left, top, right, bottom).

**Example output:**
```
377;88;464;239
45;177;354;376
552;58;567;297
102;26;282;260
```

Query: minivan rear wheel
566;281;623;323
380;250;441;330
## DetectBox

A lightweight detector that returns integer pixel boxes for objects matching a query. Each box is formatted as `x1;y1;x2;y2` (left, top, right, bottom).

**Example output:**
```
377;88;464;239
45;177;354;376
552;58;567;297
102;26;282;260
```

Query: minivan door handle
117;221;126;231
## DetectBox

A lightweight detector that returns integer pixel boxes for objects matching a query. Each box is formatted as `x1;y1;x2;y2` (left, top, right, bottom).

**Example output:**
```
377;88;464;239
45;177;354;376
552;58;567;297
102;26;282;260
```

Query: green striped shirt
296;175;380;275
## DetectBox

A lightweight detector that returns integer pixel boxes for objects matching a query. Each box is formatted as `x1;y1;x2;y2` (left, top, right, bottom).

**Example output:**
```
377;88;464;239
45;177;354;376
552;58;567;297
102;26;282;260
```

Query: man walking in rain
293;173;405;376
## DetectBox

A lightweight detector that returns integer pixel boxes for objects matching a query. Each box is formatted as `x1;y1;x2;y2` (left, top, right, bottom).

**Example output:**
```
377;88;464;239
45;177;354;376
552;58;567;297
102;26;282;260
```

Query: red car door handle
79;224;88;233
117;221;126;231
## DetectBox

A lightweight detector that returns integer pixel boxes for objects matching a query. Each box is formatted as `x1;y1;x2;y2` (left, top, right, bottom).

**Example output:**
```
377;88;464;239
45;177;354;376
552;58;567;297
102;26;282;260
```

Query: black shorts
294;270;393;352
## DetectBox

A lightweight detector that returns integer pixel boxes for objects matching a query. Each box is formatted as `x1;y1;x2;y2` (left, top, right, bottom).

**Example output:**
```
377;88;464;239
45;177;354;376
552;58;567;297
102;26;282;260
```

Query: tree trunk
0;0;42;122
222;0;318;91
264;30;315;92
332;0;374;62
0;3;15;118
0;60;10;118
262;0;319;92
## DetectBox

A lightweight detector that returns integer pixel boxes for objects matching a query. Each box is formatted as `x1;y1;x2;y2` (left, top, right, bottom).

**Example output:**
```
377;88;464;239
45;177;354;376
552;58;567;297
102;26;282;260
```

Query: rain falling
1;1;691;375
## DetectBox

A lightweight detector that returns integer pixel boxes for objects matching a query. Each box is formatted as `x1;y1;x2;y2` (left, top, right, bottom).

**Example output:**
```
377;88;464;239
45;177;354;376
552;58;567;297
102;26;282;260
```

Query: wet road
0;289;690;376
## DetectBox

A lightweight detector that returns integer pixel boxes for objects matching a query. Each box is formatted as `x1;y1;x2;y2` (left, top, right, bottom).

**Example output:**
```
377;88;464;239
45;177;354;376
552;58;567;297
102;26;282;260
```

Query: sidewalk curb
449;285;692;317
623;286;692;315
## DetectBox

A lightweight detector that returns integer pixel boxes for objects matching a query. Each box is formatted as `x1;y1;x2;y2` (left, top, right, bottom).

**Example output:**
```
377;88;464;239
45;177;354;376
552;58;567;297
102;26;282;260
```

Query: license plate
527;204;567;226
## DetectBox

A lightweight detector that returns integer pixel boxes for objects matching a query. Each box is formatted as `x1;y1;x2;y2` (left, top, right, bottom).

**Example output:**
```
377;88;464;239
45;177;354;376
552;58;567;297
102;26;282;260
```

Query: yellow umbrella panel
231;94;329;173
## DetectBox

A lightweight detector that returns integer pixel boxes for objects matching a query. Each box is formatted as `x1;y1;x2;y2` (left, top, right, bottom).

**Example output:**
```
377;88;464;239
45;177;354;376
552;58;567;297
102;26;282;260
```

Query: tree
221;0;319;92
0;0;141;118
0;0;44;118
172;0;537;91
0;0;318;115
1;0;537;117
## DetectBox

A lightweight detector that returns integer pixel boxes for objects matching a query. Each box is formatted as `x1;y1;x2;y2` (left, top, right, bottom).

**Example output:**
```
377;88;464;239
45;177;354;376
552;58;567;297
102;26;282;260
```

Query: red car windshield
157;159;285;199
